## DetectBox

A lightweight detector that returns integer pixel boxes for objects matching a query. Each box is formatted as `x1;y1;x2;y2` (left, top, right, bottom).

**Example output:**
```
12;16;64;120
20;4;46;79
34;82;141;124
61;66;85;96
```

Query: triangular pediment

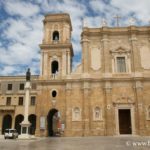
110;46;130;54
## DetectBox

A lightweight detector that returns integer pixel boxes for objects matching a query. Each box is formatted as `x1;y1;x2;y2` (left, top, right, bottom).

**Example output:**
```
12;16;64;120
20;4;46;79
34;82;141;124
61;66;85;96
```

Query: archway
28;114;36;135
15;114;24;134
47;108;60;136
51;61;59;74
2;114;12;134
53;31;59;41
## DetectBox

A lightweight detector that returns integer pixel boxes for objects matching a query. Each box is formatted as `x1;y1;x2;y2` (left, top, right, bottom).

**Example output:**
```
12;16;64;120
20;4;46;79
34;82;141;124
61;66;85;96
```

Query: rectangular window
18;97;24;105
7;84;12;90
117;57;126;72
19;83;24;90
31;96;36;106
6;97;11;105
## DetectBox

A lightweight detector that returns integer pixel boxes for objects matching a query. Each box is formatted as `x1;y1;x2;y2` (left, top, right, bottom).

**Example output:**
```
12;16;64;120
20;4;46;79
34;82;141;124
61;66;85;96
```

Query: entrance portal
2;115;12;134
28;114;36;135
15;114;24;134
47;109;60;136
119;109;132;134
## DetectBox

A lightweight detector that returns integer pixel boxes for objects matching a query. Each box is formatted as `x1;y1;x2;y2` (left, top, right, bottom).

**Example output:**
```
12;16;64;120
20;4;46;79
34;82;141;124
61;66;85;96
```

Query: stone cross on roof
114;15;121;27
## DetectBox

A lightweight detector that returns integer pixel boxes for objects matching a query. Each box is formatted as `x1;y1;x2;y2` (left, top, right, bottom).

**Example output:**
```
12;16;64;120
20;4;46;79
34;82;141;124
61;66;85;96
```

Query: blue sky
0;0;150;75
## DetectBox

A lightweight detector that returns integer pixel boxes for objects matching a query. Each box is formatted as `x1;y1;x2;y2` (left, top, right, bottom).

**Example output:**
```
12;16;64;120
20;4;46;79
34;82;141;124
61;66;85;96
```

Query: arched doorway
15;114;24;134
47;108;60;136
2;114;12;134
28;114;36;135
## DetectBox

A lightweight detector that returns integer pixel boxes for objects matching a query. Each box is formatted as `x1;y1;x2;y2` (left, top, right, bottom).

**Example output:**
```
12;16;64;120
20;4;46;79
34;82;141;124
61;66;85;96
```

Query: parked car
4;129;18;139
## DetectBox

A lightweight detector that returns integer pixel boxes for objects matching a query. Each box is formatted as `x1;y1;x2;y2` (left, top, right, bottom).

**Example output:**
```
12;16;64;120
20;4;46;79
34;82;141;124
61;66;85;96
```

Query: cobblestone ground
0;136;150;150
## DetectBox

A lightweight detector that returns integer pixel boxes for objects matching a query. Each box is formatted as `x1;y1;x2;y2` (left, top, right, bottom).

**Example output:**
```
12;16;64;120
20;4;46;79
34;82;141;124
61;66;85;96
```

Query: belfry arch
51;60;59;74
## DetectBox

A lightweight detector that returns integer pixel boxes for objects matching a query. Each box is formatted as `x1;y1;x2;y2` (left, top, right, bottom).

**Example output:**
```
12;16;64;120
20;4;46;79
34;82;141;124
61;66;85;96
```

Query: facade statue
26;68;31;81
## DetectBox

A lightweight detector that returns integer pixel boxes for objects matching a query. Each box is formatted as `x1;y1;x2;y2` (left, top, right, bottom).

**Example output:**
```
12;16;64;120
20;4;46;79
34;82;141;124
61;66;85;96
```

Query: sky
0;0;150;76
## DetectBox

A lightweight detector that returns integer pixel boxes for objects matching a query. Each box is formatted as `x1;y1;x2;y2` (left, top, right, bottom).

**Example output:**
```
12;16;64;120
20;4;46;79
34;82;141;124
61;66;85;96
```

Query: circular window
52;90;57;98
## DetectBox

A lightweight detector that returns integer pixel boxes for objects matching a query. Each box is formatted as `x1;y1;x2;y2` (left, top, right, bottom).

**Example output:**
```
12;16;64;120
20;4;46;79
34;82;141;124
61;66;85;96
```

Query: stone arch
28;114;36;135
15;114;24;134
2;114;12;134
47;108;60;136
53;31;59;41
51;60;59;74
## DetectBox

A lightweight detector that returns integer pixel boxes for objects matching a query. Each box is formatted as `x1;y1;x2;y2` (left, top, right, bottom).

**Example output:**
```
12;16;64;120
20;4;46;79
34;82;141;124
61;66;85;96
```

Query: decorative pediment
113;93;134;104
110;46;130;54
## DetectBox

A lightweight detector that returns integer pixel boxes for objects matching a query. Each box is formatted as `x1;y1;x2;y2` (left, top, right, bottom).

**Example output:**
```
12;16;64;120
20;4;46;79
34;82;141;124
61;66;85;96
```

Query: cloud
111;0;150;24
3;0;40;18
0;0;150;75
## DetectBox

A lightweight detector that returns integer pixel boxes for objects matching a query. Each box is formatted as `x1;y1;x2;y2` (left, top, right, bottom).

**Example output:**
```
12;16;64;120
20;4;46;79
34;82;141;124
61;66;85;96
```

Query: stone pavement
0;136;150;150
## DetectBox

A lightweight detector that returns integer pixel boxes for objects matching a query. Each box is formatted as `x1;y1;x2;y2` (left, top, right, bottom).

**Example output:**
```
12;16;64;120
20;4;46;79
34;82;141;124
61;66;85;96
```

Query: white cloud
4;0;40;17
0;66;16;75
111;0;150;23
1;0;150;75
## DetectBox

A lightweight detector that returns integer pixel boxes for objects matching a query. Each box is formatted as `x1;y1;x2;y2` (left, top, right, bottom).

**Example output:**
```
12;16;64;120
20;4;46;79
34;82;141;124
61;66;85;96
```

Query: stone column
62;51;67;76
101;32;110;73
43;52;48;78
67;51;70;74
134;81;145;135
82;82;90;136
65;83;72;136
20;81;31;139
129;27;141;72
40;51;44;76
81;37;90;74
104;81;113;135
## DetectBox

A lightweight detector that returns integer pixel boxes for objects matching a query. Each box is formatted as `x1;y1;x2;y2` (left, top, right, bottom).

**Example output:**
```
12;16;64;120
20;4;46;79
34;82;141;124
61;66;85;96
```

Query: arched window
53;31;59;41
51;61;59;74
72;107;81;121
93;107;101;120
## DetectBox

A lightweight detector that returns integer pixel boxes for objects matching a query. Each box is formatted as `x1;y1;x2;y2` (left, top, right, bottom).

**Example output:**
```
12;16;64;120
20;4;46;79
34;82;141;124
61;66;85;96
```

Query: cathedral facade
0;13;150;137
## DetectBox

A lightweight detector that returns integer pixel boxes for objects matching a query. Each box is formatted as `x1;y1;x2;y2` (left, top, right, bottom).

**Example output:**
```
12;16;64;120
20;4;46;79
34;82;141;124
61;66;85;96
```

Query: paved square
0;136;150;150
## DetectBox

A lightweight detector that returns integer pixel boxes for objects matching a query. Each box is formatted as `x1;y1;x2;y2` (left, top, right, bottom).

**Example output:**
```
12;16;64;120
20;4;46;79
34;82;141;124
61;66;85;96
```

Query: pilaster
104;81;113;135
82;81;90;136
134;80;145;135
81;38;90;73
65;83;72;136
101;34;110;73
129;27;141;72
62;51;67;76
67;51;71;74
43;52;48;78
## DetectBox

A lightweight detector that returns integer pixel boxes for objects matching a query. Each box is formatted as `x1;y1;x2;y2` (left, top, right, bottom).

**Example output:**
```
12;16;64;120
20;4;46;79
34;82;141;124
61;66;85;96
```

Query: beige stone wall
1;14;150;137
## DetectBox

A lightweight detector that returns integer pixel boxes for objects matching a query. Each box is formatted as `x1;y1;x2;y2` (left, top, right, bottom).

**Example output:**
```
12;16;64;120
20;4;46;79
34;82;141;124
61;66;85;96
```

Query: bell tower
40;13;73;79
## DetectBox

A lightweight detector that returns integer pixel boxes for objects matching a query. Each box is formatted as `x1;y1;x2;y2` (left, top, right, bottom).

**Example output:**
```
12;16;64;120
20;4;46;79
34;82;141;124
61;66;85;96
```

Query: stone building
0;13;150;137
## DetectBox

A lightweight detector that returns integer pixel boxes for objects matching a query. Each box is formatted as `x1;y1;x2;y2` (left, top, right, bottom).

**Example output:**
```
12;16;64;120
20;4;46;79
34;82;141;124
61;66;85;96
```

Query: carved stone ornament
113;93;134;104
110;46;130;55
